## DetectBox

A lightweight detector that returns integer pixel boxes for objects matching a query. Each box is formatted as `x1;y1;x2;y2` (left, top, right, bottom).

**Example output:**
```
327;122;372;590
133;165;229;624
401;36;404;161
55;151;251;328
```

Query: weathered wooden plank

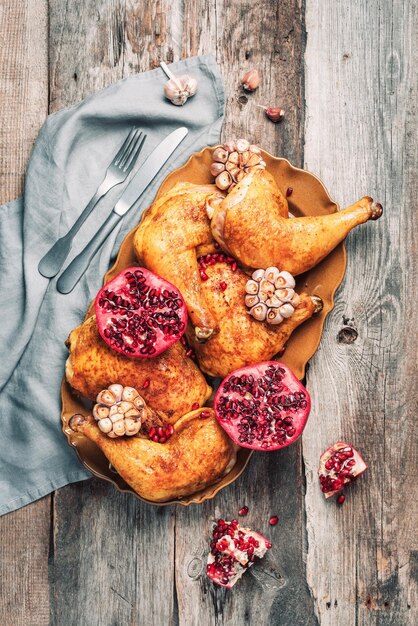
303;1;418;624
0;3;50;626
175;2;317;625
48;2;179;625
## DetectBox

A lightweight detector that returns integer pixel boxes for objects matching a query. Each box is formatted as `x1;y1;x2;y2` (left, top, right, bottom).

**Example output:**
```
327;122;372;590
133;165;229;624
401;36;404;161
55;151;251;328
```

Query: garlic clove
228;183;236;193
264;266;280;283
249;302;268;322
262;106;285;123
252;269;265;282
93;404;110;420
96;389;116;406
249;144;261;154
98;418;113;434
291;293;301;307
210;162;226;177
228;151;239;165
125;418;141;436
235;139;250;153
245;279;259;295
121;386;139;402
215;171;232;190
213;147;229;163
241;68;260;92
259;279;275;301
265;295;282;308
223;142;236;153
133;395;145;411
267;309;284;325
107;384;123;402
112;420;126;437
278;303;295;318
239;151;250;167
275;288;295;302
275;271;296;289
246;152;263;167
235;170;245;182
245;294;259;308
125;408;141;420
119;400;134;413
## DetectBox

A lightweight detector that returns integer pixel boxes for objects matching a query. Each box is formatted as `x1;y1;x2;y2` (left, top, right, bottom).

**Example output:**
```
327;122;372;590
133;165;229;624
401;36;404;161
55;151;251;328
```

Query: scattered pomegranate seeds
286;187;293;197
337;494;346;505
219;281;228;291
148;424;174;443
277;344;287;358
269;515;279;526
231;262;237;272
191;402;200;411
142;379;150;389
238;506;249;516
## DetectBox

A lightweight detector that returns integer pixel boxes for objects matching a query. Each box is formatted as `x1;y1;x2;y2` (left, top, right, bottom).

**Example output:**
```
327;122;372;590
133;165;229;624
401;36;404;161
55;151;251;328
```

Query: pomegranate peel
213;361;310;451
95;267;187;358
319;441;367;498
206;519;271;588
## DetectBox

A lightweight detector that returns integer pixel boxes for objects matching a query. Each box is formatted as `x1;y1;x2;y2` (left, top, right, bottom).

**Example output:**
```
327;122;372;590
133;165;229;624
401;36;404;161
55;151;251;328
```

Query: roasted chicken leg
70;410;236;502
185;261;322;378
66;315;211;423
207;169;383;275
134;182;222;341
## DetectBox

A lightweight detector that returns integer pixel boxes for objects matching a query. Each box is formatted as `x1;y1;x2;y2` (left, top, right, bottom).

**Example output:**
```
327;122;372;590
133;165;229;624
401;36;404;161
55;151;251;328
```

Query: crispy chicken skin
65;315;211;423
208;169;383;275
134;182;222;341
185;262;322;378
70;410;237;502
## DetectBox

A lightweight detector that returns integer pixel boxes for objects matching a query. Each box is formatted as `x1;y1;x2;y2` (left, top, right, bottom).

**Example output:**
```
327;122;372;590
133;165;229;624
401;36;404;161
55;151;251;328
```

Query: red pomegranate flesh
319;441;367;498
95;267;188;358
213;362;310;451
206;519;271;588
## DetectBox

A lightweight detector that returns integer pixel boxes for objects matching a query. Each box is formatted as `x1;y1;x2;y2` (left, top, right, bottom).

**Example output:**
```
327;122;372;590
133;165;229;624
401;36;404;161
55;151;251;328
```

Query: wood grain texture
303;1;418;624
0;3;49;626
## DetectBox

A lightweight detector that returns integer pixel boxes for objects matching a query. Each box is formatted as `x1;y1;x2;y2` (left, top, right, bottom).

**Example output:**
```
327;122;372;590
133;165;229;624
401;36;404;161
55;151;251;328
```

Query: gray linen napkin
0;55;224;516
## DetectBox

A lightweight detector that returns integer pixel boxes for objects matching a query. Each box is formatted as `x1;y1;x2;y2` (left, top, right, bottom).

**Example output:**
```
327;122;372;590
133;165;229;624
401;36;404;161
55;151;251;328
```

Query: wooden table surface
0;1;416;625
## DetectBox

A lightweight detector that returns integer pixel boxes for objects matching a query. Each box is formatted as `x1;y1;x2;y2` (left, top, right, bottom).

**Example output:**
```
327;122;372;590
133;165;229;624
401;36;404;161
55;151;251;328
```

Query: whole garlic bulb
93;384;148;438
161;61;197;106
211;139;266;192
245;267;299;325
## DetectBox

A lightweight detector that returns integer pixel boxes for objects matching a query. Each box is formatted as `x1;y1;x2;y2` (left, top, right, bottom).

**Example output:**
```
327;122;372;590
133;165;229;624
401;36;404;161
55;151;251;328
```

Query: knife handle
56;212;121;294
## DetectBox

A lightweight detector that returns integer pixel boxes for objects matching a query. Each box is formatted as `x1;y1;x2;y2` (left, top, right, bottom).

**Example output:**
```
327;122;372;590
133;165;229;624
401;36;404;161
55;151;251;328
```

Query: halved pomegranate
319;441;367;498
213;362;310;451
206;519;271;588
95;267;188;358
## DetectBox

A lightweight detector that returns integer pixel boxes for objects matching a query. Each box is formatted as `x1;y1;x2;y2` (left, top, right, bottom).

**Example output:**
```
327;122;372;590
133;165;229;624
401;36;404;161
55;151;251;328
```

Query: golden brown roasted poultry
70;409;236;502
185;261;322;378
66;315;211;423
207;169;383;275
134;182;222;341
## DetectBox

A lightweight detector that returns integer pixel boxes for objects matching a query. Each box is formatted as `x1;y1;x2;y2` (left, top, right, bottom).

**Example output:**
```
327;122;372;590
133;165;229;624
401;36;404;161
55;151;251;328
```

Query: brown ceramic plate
61;146;345;506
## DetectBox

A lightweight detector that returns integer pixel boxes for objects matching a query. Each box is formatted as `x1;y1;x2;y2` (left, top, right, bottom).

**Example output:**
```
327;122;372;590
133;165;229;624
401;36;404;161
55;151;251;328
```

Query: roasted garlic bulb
211;139;266;193
245;267;299;325
93;384;148;438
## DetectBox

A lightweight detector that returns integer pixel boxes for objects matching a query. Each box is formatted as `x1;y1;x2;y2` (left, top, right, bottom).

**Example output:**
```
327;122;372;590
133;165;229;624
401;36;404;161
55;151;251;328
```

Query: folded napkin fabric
0;55;224;516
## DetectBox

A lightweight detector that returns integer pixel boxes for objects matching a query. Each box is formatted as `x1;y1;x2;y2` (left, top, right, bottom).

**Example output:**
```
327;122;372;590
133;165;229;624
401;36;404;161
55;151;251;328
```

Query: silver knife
56;127;188;294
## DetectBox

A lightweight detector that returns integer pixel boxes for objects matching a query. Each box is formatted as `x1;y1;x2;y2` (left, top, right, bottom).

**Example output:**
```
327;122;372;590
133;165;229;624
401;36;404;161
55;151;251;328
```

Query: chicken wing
207;169;383;275
70;410;236;502
66;315;212;423
185;262;322;378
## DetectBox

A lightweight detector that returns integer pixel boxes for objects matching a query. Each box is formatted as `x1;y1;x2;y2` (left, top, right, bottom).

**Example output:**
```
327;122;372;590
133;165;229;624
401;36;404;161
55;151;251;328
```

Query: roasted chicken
66;315;211;423
207;169;383;275
70;410;236;502
134;182;222;341
185;261;322;378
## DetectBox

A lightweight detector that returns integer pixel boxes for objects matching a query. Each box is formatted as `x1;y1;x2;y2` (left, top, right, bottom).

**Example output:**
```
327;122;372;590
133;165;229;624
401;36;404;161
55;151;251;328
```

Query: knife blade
56;127;188;294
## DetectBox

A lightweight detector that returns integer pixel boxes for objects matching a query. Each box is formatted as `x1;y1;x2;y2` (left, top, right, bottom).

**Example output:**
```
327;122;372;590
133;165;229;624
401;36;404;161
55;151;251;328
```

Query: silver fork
38;127;146;278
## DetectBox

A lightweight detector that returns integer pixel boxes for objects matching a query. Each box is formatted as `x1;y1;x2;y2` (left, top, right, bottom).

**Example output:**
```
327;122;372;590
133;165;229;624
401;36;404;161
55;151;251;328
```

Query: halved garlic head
245;267;297;325
93;384;147;438
211;140;266;193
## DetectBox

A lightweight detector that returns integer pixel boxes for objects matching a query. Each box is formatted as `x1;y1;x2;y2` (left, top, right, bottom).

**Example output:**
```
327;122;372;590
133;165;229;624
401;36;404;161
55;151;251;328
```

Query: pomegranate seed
192;402;200;410
148;427;156;438
277;344;287;357
286;186;293;197
199;410;211;419
186;348;193;357
214;242;220;249
231;262;237;272
269;515;279;526
238;506;249;516
142;379;150;389
219;281;228;291
337;494;346;505
200;270;209;281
